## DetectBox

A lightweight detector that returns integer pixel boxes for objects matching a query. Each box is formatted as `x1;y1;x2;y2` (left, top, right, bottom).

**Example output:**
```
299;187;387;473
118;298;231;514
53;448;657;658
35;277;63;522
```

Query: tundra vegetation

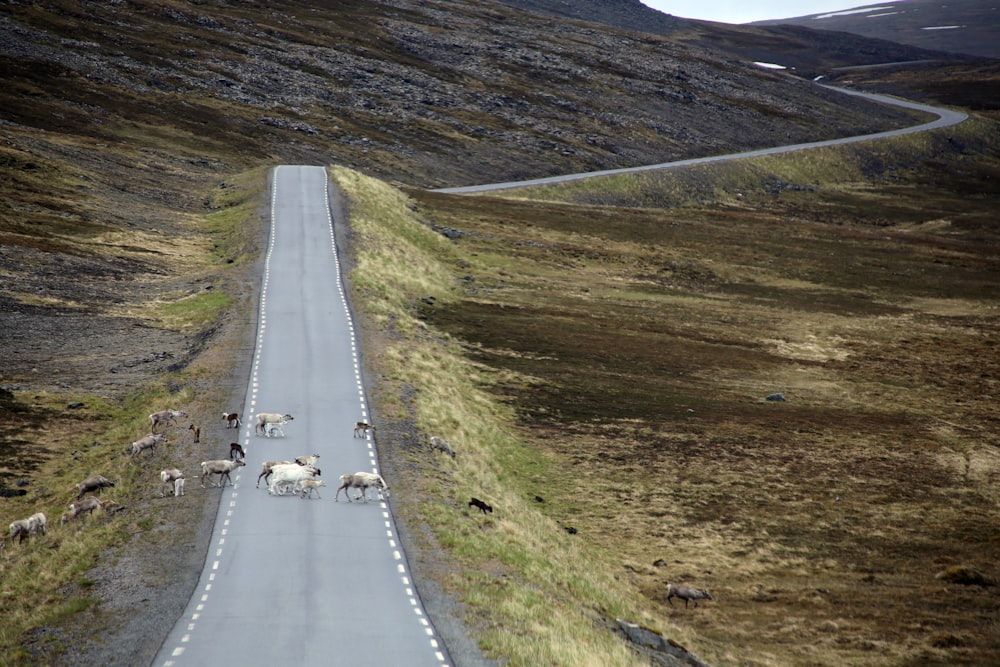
332;106;1000;666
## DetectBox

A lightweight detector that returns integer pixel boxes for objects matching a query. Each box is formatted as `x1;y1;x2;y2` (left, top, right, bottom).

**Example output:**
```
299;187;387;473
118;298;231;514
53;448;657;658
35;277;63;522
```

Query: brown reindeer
222;412;241;429
353;421;376;438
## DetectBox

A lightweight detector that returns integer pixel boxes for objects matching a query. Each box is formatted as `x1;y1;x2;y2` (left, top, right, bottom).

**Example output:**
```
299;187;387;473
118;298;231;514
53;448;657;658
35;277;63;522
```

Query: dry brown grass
377;119;1000;666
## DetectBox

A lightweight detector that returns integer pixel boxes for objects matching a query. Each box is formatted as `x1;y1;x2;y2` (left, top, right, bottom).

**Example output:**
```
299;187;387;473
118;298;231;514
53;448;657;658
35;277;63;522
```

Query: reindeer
353;421;376;438
222;412;241;429
150;409;187;432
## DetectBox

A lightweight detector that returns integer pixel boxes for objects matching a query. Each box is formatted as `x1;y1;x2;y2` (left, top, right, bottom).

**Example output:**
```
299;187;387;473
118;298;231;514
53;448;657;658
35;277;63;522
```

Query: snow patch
814;6;896;19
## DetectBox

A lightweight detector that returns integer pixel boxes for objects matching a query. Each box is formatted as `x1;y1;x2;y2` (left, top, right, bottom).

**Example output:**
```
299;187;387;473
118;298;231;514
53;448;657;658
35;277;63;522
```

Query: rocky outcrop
617;619;712;667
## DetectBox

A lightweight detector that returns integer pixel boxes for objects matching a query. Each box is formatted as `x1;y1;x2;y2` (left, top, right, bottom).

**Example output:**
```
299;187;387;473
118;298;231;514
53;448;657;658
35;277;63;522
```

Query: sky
640;1;895;25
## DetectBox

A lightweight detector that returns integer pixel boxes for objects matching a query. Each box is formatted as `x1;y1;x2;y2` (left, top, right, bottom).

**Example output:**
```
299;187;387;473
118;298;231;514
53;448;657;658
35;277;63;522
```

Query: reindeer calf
353;421;376;438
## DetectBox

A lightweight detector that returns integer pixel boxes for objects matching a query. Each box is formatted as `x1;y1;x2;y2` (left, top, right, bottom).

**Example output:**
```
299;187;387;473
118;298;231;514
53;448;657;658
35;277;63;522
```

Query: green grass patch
154;290;234;332
201;167;268;264
0;377;203;664
506;116;999;212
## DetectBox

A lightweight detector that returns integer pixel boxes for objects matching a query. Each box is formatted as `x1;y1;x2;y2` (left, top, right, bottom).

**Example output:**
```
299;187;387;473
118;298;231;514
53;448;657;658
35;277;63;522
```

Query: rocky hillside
500;0;689;33
1;0;948;391
505;0;973;79
753;0;1000;60
1;0;933;194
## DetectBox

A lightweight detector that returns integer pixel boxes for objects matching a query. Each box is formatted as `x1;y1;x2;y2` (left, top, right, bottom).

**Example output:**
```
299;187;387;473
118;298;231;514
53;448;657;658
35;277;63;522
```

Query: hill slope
0;0;944;399
505;0;974;79
1;0;927;192
753;0;1000;60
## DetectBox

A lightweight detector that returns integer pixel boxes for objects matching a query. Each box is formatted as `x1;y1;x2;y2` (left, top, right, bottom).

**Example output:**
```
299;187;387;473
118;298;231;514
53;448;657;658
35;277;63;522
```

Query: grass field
337;114;1000;666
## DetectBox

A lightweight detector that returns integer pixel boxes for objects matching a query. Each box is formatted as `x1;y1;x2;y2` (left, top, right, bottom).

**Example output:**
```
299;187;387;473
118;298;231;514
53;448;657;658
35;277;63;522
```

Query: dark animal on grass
469;497;493;514
75;475;115;499
666;583;713;608
189;424;200;443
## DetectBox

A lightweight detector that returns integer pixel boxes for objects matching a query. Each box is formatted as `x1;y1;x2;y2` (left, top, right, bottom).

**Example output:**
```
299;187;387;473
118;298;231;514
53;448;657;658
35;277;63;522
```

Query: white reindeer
199;459;246;487
159;468;185;496
255;413;293;436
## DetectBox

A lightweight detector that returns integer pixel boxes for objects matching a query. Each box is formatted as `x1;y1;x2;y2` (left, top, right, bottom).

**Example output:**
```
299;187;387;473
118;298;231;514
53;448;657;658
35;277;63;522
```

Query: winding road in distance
433;85;968;194
153;166;449;667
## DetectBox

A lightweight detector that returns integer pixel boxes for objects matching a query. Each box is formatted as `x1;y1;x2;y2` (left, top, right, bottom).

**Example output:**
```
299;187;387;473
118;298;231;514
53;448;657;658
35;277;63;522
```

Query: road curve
153;166;449;667
432;86;968;194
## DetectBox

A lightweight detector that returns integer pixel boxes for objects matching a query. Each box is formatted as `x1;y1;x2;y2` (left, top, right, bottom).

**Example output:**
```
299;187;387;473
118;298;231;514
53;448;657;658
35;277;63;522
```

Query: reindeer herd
4;406;403;552
6;403;713;613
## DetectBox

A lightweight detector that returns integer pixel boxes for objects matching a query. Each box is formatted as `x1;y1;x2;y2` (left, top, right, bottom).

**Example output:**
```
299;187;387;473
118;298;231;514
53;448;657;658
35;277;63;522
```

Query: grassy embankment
334;111;1000;667
334;165;664;666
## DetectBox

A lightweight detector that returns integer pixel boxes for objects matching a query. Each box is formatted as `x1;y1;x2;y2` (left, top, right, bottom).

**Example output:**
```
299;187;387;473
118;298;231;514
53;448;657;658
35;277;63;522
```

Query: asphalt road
152;165;449;667
432;85;968;194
